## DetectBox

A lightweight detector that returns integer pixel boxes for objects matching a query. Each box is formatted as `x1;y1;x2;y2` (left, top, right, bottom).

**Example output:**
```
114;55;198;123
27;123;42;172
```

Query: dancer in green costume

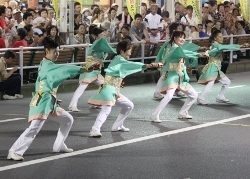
68;27;116;112
88;40;159;137
150;31;208;123
197;30;249;105
7;37;98;161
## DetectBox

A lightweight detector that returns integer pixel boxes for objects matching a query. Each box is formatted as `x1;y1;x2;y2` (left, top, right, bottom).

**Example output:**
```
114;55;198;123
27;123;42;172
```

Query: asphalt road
0;71;250;179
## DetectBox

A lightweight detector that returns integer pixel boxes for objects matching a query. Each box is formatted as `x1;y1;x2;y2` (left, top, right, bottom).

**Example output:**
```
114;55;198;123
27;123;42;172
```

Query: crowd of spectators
0;0;249;50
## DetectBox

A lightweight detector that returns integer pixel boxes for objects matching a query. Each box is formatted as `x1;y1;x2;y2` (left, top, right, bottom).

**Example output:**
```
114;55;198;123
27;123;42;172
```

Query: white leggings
155;75;164;93
151;87;198;119
91;96;134;132
9;111;74;156
69;79;104;108
199;77;231;100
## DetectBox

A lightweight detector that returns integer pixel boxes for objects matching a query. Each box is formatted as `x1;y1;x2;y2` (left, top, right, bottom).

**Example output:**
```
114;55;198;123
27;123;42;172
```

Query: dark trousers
0;74;21;96
221;61;229;74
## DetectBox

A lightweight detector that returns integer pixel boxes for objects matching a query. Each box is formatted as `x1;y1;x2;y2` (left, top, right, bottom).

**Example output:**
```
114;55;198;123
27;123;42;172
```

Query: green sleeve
105;60;145;78
47;63;82;87
155;42;168;63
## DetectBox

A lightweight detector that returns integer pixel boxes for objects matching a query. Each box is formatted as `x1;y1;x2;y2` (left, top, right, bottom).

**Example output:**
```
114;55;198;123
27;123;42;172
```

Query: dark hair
117;39;132;55
26;8;36;14
108;8;116;14
237;21;245;28
38;8;48;16
23;12;32;20
88;24;97;34
24;24;33;33
17;28;27;40
74;13;81;20
209;29;221;43
74;2;81;7
4;50;15;59
91;27;104;36
217;4;224;11
169;31;186;45
186;5;193;10
43;36;59;50
7;6;12;12
161;11;169;18
232;8;239;15
205;20;213;28
121;24;130;31
0;5;6;16
169;22;179;36
91;4;99;10
47;25;59;36
134;13;142;19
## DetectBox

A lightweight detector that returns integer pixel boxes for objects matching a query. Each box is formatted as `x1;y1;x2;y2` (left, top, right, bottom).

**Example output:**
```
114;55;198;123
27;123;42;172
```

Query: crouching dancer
88;40;159;137
7;37;98;161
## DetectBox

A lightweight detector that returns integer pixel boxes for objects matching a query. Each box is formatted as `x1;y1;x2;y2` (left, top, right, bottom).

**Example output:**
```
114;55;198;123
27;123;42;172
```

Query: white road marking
0;114;250;172
228;85;246;89
0;118;26;123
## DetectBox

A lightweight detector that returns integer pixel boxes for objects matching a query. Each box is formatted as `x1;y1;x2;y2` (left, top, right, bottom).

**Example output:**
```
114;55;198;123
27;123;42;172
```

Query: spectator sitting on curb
0;50;23;100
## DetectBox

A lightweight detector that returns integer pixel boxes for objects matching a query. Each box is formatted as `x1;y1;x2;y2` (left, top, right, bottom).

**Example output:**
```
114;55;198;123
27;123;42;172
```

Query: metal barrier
1;34;249;86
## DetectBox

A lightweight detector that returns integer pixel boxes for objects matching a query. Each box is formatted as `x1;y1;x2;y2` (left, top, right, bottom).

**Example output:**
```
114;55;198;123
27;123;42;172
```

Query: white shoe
216;97;230;103
112;126;130;132
89;131;102;138
197;98;208;105
3;94;17;100
90;105;102;109
151;118;162;123
178;114;193;119
153;92;164;99
7;151;24;161
15;94;23;98
175;91;185;97
68;107;80;112
53;148;74;153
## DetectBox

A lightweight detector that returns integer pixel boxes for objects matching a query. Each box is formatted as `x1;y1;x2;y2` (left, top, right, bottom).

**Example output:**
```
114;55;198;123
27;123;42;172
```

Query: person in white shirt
180;5;196;36
17;12;32;29
145;4;163;42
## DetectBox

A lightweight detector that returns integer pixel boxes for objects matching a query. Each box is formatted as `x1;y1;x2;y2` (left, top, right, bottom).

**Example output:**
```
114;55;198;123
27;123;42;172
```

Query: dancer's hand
199;52;209;58
241;43;250;48
148;62;163;68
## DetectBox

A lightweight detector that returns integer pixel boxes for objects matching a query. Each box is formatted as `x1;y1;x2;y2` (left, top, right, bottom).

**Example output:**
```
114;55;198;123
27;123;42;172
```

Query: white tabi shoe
15;94;23;98
153;92;164;99
151;118;162;123
197;98;208;105
90;105;102;109
89;131;102;138
7;151;24;161
216;97;230;103
68;107;80;112
112;126;130;132
3;94;17;100
175;91;186;97
53;148;74;153
178;114;193;119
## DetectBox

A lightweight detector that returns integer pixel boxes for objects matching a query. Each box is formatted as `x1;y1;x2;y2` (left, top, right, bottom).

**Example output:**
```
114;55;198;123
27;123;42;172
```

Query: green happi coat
156;41;200;73
28;59;84;122
161;44;200;93
79;37;116;83
88;55;147;106
198;43;240;84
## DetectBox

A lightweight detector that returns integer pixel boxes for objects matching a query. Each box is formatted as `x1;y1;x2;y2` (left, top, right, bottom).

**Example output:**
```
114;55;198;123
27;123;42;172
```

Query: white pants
9;111;74;156
151;87;198;119
91;96;134;132
155;75;164;93
69;79;104;108
199;77;231;100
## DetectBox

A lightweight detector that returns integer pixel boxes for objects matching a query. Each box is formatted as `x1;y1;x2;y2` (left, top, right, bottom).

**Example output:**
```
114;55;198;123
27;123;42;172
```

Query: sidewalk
3;59;250;99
